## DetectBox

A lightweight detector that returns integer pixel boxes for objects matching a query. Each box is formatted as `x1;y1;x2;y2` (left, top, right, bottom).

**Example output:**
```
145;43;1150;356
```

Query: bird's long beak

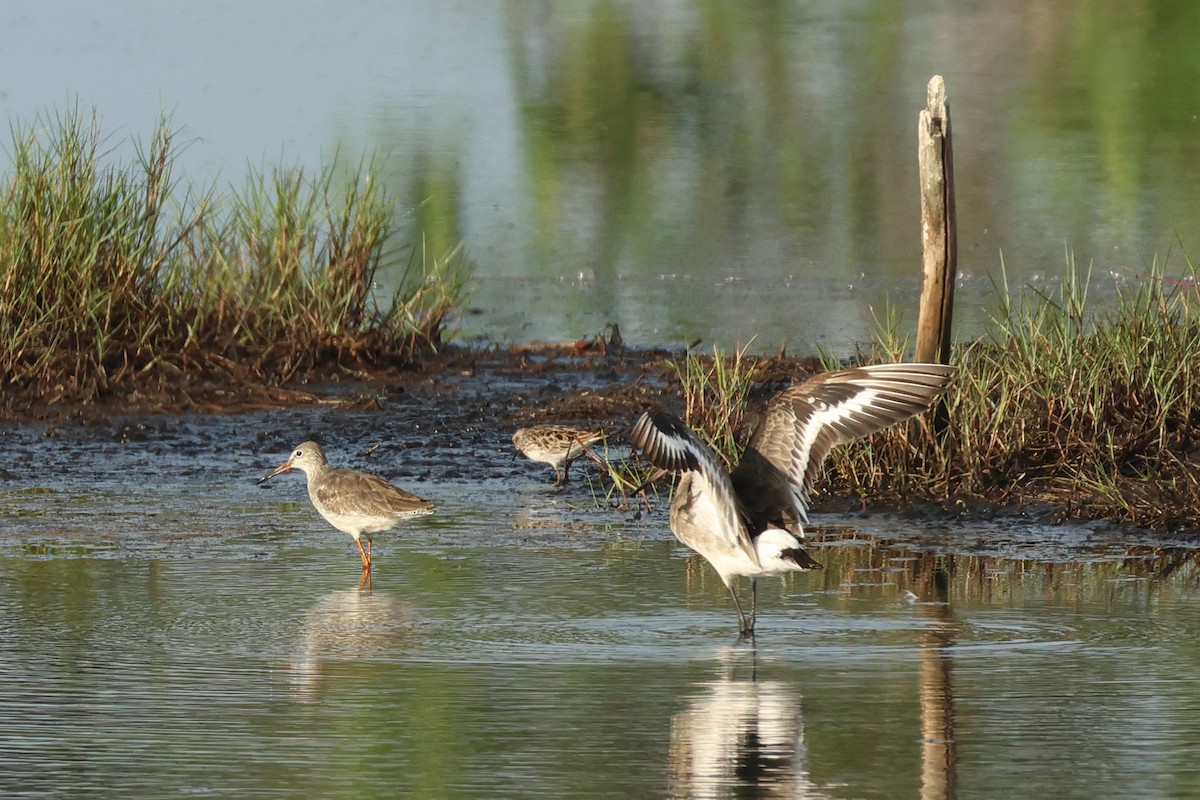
257;457;295;484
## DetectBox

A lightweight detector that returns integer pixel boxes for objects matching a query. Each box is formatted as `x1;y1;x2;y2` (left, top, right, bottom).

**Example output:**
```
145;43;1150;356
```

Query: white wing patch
743;363;956;530
790;385;884;489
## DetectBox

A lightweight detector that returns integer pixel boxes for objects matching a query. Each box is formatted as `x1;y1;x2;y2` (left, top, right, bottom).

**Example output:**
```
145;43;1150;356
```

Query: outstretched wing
730;362;955;532
629;410;757;564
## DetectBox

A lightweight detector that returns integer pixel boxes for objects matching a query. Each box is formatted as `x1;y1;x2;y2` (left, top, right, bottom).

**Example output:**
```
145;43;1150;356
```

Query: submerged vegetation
655;259;1200;531
0;109;470;410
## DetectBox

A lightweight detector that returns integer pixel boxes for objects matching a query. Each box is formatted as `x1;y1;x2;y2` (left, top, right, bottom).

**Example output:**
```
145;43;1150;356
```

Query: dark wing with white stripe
629;410;756;562
730;362;955;532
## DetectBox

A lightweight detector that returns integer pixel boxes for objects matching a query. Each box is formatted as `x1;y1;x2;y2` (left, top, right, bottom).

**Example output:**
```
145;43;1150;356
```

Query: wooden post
916;76;956;366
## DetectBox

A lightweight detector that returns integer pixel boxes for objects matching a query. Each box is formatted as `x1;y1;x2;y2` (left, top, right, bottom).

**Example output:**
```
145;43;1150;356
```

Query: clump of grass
0;108;191;398
824;254;1200;529
0;108;470;406
950;255;1200;526
585;435;664;511
584;342;756;509
671;341;757;465
641;256;1200;530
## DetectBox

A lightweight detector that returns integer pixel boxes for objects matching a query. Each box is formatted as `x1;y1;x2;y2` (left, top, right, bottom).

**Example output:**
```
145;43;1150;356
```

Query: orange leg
355;538;371;571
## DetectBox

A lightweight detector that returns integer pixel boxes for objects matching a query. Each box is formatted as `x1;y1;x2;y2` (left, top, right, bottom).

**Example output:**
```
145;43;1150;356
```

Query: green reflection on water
0;536;1197;798
344;1;1200;351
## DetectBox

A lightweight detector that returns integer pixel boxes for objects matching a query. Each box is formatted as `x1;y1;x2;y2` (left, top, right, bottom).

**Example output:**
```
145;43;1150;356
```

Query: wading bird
259;441;434;575
629;362;955;635
512;424;605;485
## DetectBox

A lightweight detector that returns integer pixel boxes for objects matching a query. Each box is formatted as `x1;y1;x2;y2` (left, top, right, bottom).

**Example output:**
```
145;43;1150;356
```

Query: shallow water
1;411;1198;798
3;4;1200;795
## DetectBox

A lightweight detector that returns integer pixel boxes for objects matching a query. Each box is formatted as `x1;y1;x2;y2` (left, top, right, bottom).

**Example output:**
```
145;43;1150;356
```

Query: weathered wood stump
916;75;957;367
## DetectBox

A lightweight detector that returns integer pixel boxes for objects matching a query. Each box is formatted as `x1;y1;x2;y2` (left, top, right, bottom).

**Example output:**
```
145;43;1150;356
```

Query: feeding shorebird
258;441;434;573
512;424;605;485
629;362;955;635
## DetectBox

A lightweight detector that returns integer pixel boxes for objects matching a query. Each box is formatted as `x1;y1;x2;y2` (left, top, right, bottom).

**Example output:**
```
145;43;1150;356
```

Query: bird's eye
295;449;304;458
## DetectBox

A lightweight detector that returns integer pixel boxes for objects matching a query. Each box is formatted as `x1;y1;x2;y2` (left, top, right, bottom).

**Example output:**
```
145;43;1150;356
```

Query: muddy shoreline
3;340;663;421
5;337;824;436
3;339;1197;539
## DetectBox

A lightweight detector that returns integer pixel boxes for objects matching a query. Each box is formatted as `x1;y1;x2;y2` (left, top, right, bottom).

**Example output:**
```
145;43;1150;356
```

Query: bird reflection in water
667;646;833;799
287;585;412;701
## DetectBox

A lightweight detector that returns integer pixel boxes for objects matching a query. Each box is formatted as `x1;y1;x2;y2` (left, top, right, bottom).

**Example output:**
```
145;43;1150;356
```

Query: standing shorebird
512;424;605;485
258;441;434;573
629;362;955;635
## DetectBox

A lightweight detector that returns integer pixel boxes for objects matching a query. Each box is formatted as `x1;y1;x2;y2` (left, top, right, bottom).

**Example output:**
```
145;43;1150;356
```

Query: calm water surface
3;6;1200;792
2;1;1199;352
1;412;1198;798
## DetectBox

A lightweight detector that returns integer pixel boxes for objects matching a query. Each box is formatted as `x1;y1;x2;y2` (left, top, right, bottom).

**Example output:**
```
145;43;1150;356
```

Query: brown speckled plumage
512;424;604;485
259;441;433;572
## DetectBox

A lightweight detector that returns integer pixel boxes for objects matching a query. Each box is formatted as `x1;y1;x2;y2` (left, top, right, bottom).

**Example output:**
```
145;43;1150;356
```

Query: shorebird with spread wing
629;362;955;635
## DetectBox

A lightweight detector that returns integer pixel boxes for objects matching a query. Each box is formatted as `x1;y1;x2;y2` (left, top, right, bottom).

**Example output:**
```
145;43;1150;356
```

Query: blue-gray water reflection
3;1;1198;353
1;465;1198;798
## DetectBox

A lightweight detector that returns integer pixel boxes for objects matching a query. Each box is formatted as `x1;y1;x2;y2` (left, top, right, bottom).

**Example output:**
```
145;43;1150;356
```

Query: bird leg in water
749;580;758;631
726;583;754;634
355;538;372;571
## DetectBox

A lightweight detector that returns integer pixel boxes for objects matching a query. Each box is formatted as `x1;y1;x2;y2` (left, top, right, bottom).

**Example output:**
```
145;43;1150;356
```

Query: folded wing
314;469;435;518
